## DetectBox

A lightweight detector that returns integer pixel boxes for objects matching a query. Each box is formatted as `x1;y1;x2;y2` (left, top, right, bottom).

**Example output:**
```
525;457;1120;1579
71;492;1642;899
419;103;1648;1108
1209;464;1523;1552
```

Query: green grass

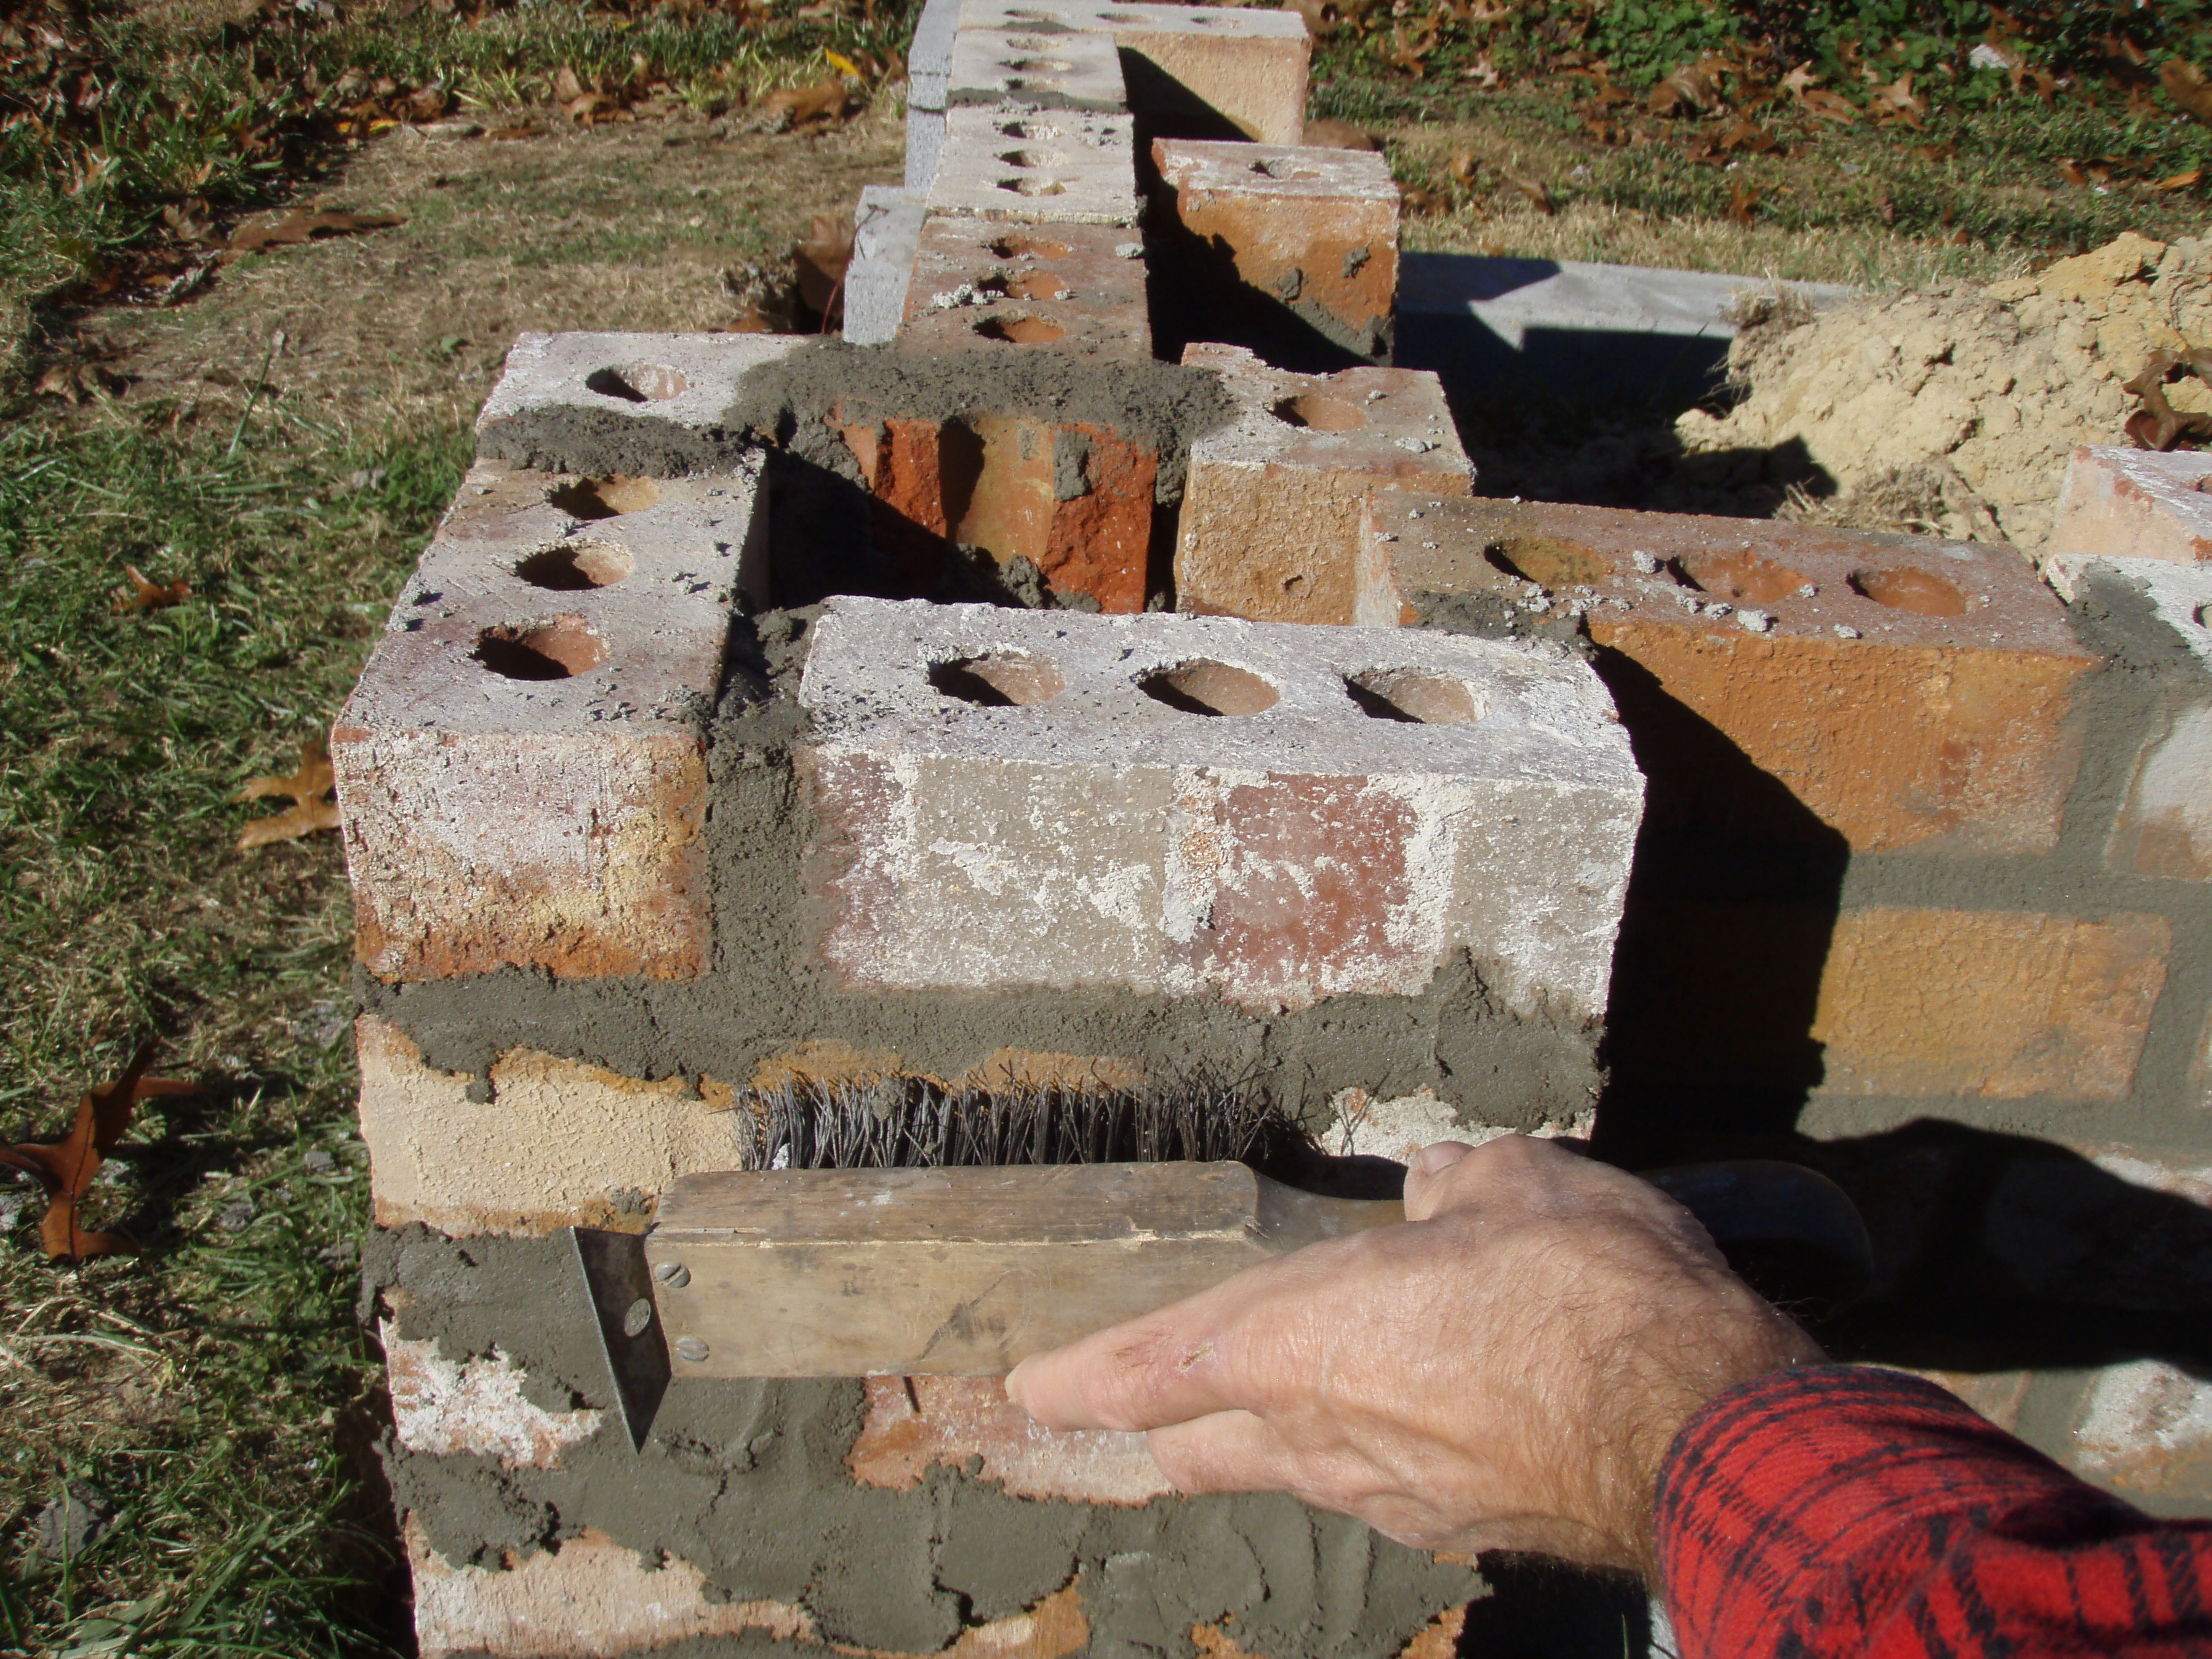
0;397;470;1656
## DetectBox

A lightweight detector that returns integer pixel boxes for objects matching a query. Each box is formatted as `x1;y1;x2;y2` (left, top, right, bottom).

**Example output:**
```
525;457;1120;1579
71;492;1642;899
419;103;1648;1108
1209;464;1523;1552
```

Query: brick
848;1376;1172;1503
354;1015;744;1235
960;0;1310;144
385;1325;603;1468
1612;903;2170;1101
473;331;806;475
333;457;763;981
2071;1360;2212;1501
1153;139;1397;360
948;26;1127;111
1176;345;1472;626
928;106;1140;226
1359;493;2103;855
797;596;1642;1019
837;405;1156;611
2048;444;2212;568
898;215;1151;359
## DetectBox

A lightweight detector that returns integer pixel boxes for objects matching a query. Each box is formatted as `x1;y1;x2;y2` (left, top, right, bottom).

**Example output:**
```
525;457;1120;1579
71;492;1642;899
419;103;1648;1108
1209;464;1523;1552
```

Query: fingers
1401;1139;1478;1221
1006;1265;1273;1433
1146;1408;1304;1495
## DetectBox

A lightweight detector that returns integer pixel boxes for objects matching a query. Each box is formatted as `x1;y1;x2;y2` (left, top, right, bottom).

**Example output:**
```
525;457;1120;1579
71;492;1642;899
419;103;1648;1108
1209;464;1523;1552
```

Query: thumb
1401;1140;1478;1222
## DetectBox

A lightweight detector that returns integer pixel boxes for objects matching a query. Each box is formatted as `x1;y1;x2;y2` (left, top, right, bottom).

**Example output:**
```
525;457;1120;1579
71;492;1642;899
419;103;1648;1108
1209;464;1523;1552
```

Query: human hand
1005;1135;1822;1578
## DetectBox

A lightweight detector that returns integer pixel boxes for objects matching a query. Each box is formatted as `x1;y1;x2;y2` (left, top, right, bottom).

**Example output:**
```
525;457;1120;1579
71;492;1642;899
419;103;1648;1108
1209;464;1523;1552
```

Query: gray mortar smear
474;338;1244;508
356;607;1609;1132
366;1226;1488;1659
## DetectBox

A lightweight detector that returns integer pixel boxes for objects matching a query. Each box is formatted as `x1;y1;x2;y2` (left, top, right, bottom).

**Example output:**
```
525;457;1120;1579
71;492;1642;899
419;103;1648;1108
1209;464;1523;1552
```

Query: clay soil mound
1680;230;2212;550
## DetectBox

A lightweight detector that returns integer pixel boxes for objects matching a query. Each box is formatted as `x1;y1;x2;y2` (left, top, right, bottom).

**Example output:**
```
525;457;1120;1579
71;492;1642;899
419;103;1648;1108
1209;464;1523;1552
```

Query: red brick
1153;139;1398;361
897;216;1150;359
847;1377;1172;1504
1360;493;2103;855
2049;444;2212;569
1177;345;1471;626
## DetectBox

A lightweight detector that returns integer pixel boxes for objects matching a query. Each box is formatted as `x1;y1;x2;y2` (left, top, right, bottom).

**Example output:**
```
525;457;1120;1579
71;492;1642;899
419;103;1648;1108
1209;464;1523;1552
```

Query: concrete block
928;106;1141;226
908;0;962;110
948;27;1127;112
960;0;1310;144
1154;138;1397;361
355;1015;744;1235
1357;493;2103;855
797;595;1643;1019
2051;557;2212;881
333;457;765;981
846;186;930;346
905;104;948;192
1612;903;2172;1102
474;331;806;477
1176;344;1472;626
2049;444;2212;568
897;216;1150;359
1394;253;1850;412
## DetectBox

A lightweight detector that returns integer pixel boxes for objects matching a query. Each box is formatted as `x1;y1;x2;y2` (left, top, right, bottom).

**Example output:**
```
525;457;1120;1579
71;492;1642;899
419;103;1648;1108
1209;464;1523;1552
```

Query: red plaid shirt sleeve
1655;1364;2212;1658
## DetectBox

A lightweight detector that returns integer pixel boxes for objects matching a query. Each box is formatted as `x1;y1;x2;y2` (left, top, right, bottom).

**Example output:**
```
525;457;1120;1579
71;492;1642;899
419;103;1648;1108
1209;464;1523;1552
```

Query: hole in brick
547;475;661;519
1680;549;1809;606
1850;567;1967;617
999;176;1069;197
989;233;1072;260
998;120;1064;141
1485;535;1609;590
1006;270;1070;300
1344;668;1483;724
474;617;606;680
1252;157;1323;181
515;539;635;590
1271;393;1368;431
1004;34;1056;48
974;314;1068;343
1002;57;1074;73
584;364;689;403
1141;660;1279;716
2195;603;2211;629
930;652;1066;706
1003;77;1067;94
999;148;1070;168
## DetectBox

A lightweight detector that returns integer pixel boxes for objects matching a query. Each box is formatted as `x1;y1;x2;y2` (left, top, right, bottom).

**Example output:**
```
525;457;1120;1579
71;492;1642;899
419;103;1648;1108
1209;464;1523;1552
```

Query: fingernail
1413;1140;1474;1174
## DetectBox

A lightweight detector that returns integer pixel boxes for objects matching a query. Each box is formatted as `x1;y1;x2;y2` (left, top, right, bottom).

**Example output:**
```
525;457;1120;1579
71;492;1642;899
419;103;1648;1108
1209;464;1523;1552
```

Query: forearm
1656;1366;2212;1659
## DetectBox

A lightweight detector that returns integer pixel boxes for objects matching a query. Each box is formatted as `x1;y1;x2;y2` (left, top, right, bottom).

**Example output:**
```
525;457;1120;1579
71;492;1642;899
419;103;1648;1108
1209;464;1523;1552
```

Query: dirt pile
1678;231;2212;550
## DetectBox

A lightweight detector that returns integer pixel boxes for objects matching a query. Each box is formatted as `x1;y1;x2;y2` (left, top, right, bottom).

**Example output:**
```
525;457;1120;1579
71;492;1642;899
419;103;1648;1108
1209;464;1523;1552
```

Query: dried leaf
1719;117;1778;153
223;208;404;261
0;1041;193;1262
1727;181;1761;223
2154;169;2204;192
111;565;190;613
1448;149;1479;186
237;739;340;848
2123;350;2212;451
1511;176;1555;215
2057;158;2089;187
1648;63;1721;117
794;211;853;325
1281;0;1339;40
757;77;850;130
1798;88;1860;125
2162;59;2212;124
1874;73;1926;126
1781;62;1817;96
553;64;586;102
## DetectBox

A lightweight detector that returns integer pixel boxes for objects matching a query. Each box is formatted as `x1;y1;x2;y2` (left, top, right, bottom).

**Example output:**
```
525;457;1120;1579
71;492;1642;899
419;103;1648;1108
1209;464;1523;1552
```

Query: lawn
1;0;2206;1650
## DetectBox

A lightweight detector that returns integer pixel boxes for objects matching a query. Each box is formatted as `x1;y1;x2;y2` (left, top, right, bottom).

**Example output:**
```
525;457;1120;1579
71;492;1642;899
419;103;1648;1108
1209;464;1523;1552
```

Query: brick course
897;215;1151;359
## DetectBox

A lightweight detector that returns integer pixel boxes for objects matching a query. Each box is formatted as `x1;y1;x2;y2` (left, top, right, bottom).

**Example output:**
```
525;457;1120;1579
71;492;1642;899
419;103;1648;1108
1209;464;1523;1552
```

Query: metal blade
570;1226;670;1451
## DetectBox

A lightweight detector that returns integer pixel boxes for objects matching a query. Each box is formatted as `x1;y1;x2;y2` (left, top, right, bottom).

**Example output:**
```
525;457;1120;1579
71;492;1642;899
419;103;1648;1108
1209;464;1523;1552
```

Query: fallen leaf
1511;176;1555;215
1727;181;1761;223
2162;59;2212;124
111;565;190;613
1301;117;1380;150
1719;117;1778;153
824;48;863;78
1911;142;1958;162
1799;88;1860;125
2154;168;2203;192
223;209;404;261
1449;149;1478;186
757;77;850;130
237;739;341;848
1873;72;1926;126
486;122;544;140
553;64;586;103
1781;62;1817;96
1648;63;1721;117
1280;0;1338;38
2057;158;2089;186
2123;350;2212;450
1398;182;1450;217
794;211;853;326
0;1041;194;1262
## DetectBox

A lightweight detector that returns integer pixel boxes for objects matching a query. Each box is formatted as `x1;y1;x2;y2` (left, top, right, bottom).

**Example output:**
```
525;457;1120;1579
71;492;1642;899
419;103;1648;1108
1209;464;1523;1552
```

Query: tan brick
2049;444;2212;569
1154;140;1397;358
1360;493;2103;855
334;458;763;981
1614;904;2170;1101
355;1015;742;1236
1176;346;1470;626
848;1377;1172;1504
898;216;1150;359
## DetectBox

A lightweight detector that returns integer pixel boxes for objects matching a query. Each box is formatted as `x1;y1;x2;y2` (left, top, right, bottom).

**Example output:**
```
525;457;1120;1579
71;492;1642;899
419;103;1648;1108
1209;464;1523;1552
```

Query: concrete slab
1395;252;1851;412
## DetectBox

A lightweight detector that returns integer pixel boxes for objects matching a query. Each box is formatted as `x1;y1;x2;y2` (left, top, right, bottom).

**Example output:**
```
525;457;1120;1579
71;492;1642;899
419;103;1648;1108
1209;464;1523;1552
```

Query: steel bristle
737;1069;1310;1175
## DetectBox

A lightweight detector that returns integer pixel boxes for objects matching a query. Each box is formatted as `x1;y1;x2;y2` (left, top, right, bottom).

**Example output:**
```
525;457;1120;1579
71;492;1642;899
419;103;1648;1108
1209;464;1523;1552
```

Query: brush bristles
739;1073;1312;1174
